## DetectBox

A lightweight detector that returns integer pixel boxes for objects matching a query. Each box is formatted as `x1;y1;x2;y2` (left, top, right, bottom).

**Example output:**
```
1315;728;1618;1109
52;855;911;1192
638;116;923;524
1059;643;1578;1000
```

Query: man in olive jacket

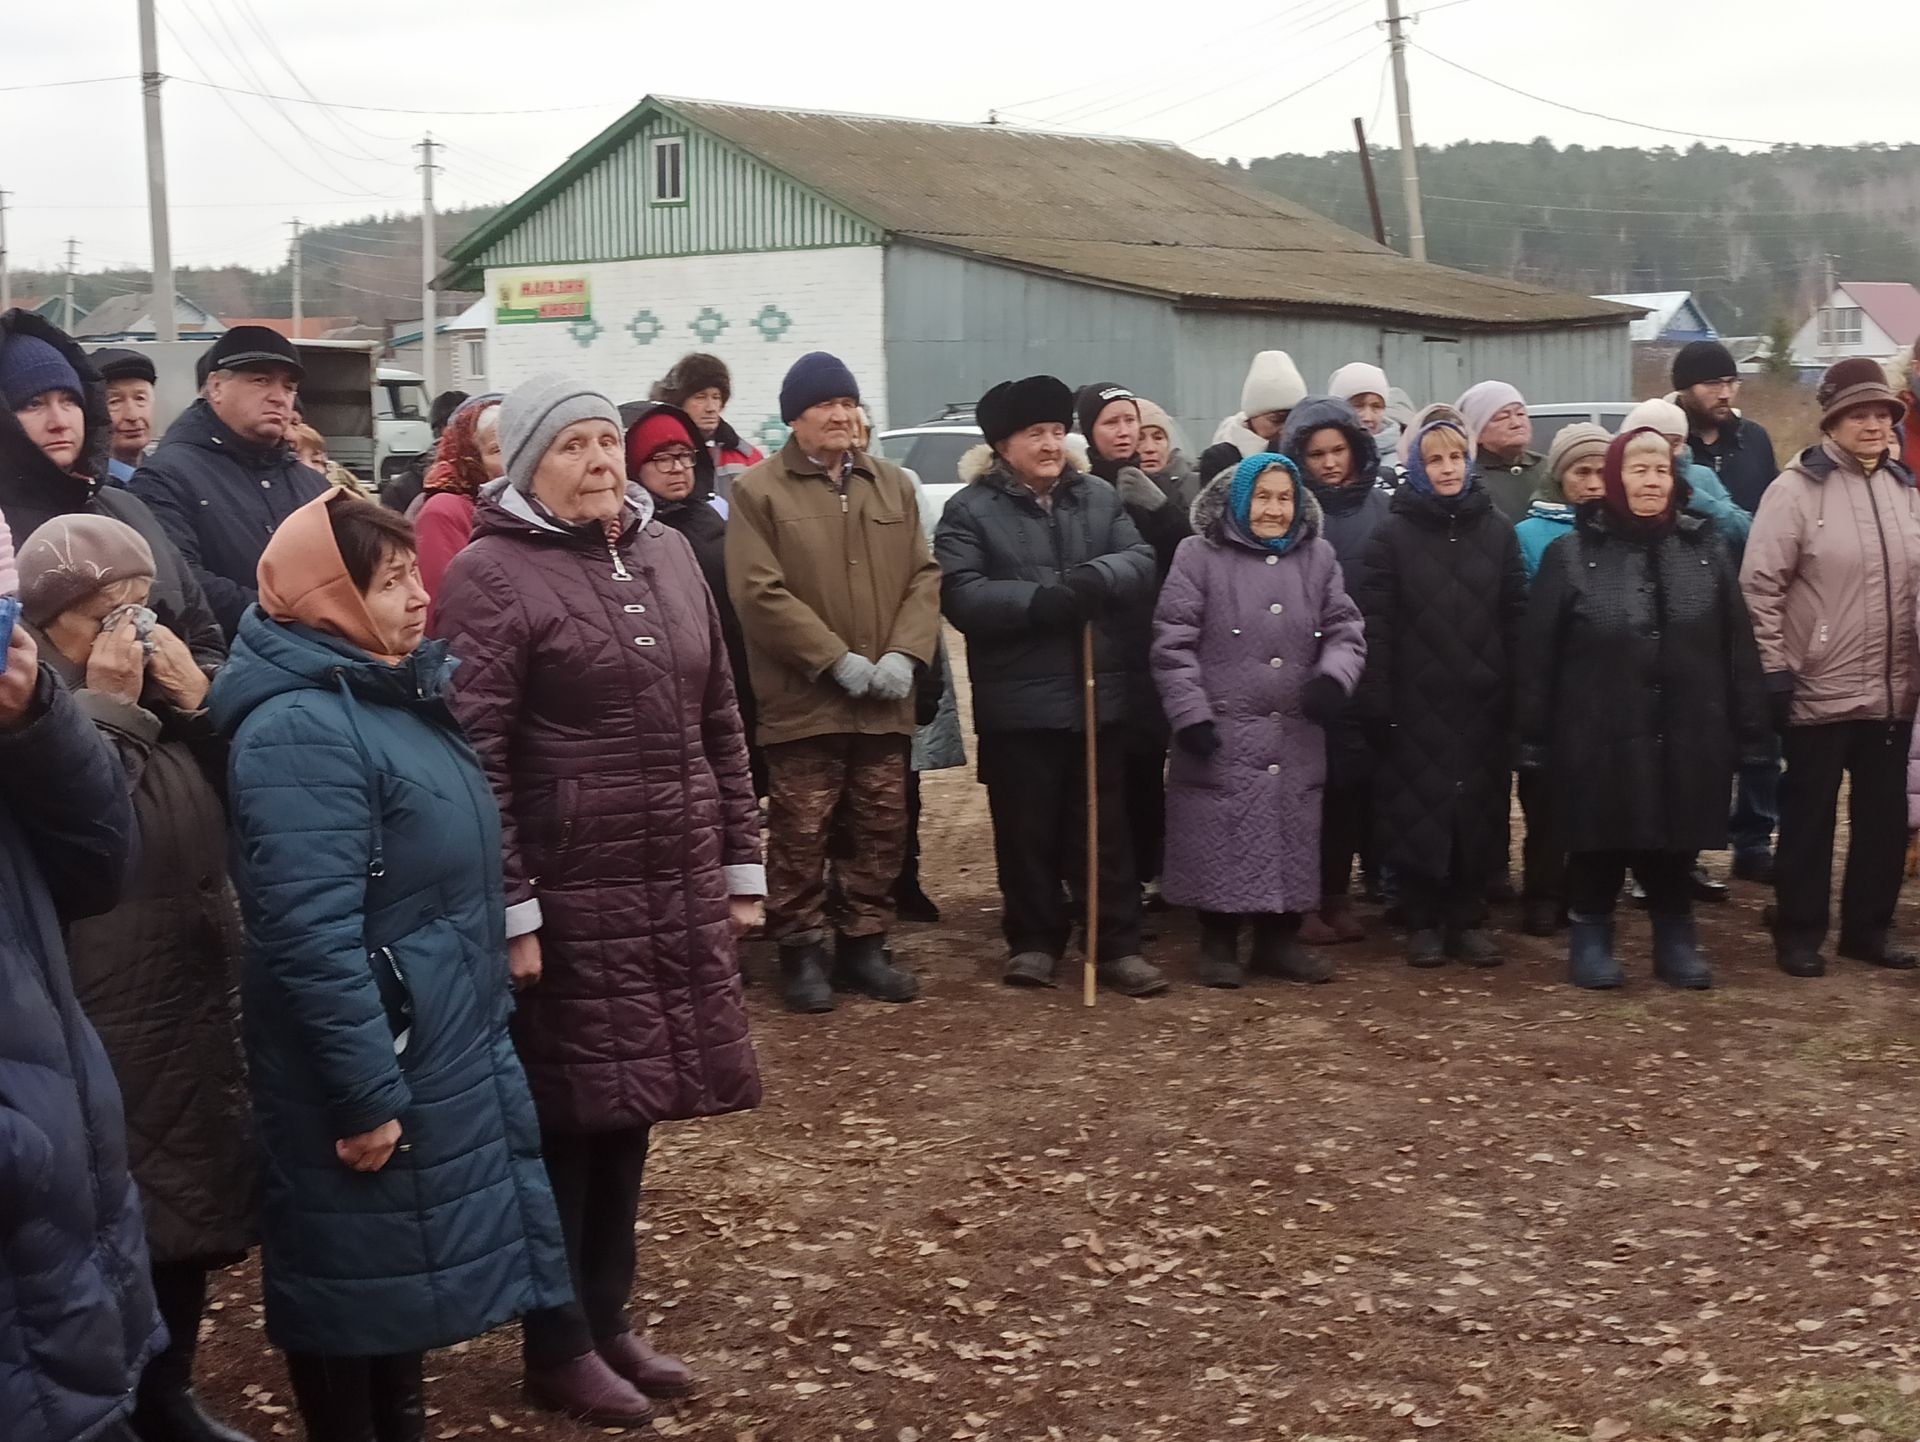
726;353;942;1014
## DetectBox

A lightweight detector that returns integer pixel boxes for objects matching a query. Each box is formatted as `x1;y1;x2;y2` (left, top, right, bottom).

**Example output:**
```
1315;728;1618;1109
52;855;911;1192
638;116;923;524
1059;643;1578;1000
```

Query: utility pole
137;0;177;342
416;135;438;400
0;191;11;312
1352;118;1387;247
63;238;77;332
289;218;303;332
1385;0;1426;263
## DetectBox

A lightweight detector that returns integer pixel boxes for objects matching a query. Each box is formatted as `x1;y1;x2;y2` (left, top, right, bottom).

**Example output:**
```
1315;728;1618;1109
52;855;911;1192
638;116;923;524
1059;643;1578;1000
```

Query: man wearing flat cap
90;347;159;486
935;375;1165;997
726;351;943;1015
131;325;326;636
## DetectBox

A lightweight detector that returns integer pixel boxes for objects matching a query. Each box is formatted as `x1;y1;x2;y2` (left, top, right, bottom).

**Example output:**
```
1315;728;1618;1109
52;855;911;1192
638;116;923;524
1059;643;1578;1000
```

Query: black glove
1065;564;1110;618
1299;674;1347;727
1176;720;1221;758
1028;584;1081;631
1765;671;1795;735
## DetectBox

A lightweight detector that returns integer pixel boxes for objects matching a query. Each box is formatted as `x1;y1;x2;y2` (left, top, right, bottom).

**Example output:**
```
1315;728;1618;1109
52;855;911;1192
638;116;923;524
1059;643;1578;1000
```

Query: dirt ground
194;755;1920;1442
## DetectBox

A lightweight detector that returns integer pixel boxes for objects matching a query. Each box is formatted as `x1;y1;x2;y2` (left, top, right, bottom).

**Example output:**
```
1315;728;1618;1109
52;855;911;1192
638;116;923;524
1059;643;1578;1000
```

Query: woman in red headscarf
410;391;502;611
1517;427;1768;992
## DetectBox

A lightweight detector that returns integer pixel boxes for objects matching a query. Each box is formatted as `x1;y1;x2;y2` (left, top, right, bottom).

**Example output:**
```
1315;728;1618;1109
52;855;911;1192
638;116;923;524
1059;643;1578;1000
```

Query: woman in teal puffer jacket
211;489;570;1442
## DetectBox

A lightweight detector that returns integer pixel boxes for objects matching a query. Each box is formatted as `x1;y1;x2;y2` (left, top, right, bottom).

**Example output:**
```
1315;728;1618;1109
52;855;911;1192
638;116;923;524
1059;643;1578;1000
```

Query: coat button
1267;764;1280;775
1231;628;1241;636
261;479;271;489
1270;603;1283;614
624;604;646;613
1270;657;1284;668
1270;711;1281;721
1265;554;1278;564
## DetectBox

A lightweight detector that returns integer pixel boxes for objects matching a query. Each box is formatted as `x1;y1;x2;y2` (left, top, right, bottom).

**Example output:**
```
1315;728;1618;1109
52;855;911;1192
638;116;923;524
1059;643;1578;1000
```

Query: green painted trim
439;95;883;288
475;240;881;283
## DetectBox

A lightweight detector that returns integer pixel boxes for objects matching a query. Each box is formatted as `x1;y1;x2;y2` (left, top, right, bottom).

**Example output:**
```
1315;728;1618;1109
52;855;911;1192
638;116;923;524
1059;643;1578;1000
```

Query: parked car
1526;402;1633;459
876;405;980;539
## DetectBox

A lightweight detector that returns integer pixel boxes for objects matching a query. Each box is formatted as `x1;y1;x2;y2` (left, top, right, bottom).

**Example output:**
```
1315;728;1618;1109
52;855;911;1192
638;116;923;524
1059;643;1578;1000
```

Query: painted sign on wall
495;271;593;324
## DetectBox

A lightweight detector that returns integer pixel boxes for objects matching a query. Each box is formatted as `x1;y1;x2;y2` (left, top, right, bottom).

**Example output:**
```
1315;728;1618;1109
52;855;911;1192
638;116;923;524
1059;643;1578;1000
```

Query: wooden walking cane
1082;623;1099;1008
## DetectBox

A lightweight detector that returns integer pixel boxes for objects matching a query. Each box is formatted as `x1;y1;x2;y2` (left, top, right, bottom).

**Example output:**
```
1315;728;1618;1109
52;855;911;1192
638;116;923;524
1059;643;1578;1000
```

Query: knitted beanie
1621;398;1689;442
497;373;623;493
0;335;84;411
1136;398;1185;453
1671;341;1739;392
625;408;699;472
1816;356;1905;431
779;352;860;424
17;514;156;627
1075;381;1138;440
1327;362;1390;405
1545;421;1613;480
1455;380;1527;448
1239;351;1307;418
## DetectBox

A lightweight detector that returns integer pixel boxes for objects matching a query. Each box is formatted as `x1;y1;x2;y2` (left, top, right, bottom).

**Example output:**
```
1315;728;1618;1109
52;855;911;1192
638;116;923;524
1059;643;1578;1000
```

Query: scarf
421;393;503;498
1227;454;1307;554
1403;420;1475;512
1600;427;1680;542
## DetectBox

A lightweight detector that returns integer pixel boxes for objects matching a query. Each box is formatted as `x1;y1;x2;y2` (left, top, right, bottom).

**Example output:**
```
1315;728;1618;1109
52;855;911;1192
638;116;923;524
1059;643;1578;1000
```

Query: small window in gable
650;136;686;205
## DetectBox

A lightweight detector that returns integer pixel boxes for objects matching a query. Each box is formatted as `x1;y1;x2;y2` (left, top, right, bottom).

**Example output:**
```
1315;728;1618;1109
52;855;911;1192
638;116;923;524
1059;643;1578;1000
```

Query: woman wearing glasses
625;402;759;791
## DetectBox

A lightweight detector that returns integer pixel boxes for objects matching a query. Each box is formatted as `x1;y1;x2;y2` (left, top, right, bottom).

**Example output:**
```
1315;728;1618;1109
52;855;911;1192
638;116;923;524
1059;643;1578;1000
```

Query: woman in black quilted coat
1353;417;1528;969
1517;428;1769;992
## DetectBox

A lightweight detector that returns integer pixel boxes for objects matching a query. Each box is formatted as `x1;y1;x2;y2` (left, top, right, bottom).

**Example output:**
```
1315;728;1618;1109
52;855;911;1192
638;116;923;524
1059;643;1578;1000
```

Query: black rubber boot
1650;912;1711;990
1250;914;1333;983
1195;912;1245;988
778;941;835;1013
1406;929;1445;969
131;1390;263;1442
1774;929;1826;978
1566;913;1623;990
834;933;920;1002
1447;927;1502;967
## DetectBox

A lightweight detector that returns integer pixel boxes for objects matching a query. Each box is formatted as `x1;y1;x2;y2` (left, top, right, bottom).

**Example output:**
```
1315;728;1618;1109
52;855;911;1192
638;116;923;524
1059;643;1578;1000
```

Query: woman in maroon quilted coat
1151;454;1366;988
434;374;764;1425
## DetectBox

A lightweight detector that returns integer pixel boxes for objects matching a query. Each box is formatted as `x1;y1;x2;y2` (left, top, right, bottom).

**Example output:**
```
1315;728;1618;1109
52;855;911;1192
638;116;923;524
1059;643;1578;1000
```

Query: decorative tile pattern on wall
486;248;889;428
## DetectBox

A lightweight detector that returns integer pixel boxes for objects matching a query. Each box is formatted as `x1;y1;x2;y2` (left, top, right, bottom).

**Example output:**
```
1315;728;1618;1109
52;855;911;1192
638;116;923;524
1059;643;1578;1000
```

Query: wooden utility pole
1353;118;1387;246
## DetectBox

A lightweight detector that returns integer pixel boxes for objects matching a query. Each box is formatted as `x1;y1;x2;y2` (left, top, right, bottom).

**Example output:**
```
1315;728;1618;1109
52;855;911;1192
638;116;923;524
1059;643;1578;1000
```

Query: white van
374;367;433;482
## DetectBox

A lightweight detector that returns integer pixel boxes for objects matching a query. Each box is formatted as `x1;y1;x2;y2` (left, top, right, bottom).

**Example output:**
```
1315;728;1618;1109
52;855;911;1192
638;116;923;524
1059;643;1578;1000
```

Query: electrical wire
227;0;415;152
166;74;626;117
1412;44;1789;148
1186;46;1375;145
0;74;136;93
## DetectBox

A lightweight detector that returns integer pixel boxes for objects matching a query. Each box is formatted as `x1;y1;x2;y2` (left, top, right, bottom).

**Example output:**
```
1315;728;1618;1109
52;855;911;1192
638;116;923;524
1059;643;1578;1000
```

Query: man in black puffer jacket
131;326;326;637
936;375;1163;997
0;309;224;670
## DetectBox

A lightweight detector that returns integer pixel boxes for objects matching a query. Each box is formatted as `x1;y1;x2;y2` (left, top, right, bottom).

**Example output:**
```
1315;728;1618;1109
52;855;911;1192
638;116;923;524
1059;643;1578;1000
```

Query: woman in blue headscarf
1151;454;1366;988
1352;419;1530;969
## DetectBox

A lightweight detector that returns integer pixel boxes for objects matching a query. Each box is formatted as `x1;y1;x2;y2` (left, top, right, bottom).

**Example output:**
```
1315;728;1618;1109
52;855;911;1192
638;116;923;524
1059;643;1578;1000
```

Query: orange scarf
257;490;408;664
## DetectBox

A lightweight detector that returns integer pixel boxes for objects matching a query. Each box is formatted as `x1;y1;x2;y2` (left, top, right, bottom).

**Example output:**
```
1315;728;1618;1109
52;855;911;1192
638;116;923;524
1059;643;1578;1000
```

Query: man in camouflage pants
725;353;943;1014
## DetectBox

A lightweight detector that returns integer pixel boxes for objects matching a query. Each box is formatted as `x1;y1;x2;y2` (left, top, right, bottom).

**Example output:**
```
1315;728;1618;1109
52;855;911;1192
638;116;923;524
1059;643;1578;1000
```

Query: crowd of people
3;298;1919;1442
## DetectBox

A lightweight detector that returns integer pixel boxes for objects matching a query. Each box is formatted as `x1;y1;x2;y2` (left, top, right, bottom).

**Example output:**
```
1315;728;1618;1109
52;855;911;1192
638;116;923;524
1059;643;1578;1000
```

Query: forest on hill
1236;140;1920;337
12;206;500;329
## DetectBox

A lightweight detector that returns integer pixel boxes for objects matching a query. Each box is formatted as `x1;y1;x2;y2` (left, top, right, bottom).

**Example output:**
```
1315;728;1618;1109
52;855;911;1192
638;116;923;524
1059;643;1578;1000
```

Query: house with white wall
1790;282;1920;371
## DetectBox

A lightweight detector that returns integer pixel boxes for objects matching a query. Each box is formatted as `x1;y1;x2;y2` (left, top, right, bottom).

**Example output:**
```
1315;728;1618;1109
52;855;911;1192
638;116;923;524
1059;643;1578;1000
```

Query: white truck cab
374;368;433;482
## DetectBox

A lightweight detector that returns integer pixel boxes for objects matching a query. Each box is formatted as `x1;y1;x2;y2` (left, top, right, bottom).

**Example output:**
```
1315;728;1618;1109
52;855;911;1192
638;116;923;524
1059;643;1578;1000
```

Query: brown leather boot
598;1332;697;1398
1298;911;1339;945
1320;895;1365;943
523;1352;653;1426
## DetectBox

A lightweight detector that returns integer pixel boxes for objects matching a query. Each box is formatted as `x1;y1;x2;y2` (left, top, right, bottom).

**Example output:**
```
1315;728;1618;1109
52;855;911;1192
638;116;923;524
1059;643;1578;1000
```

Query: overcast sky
8;0;1916;278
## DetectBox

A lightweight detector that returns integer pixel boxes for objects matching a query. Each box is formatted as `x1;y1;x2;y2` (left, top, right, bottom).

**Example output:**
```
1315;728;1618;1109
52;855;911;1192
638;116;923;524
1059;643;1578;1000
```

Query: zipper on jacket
607;536;633;581
1865;475;1897;719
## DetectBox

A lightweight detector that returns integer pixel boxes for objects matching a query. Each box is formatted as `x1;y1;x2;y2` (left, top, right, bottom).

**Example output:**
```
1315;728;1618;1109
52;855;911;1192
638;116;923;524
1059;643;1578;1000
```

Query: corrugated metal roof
444;96;1631;330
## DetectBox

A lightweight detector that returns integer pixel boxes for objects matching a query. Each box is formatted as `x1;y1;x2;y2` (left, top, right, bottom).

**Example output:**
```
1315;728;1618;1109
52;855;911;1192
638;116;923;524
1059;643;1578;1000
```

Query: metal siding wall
1171;312;1381;446
883;246;1176;430
478;118;880;267
1460;325;1632;404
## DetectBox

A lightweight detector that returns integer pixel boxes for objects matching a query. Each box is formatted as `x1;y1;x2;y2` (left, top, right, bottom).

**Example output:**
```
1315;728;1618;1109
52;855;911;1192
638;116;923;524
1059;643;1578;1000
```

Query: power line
1186;47;1376;145
0;74;136;93
166;74;627;117
1412;44;1789;148
227;0;414;153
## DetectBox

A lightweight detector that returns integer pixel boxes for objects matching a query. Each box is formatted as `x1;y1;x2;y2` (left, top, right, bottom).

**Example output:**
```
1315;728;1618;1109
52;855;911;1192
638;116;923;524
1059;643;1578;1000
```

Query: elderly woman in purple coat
1151;453;1367;988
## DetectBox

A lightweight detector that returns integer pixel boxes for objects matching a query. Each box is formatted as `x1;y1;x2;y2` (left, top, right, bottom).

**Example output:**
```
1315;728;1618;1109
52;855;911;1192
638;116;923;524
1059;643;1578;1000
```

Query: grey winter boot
833;933;920;1002
1195;913;1245;989
1003;951;1058;987
1097;955;1170;996
778;941;835;1014
1250;914;1334;983
1650;912;1711;990
1566;913;1624;990
1406;929;1445;969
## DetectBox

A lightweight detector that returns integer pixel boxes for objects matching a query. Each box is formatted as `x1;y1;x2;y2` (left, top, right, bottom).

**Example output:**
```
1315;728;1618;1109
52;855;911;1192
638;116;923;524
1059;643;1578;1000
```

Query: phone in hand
0;596;19;677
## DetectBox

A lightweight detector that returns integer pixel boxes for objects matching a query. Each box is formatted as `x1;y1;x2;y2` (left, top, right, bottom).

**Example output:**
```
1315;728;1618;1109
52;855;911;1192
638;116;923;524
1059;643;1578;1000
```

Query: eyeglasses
647;451;697;473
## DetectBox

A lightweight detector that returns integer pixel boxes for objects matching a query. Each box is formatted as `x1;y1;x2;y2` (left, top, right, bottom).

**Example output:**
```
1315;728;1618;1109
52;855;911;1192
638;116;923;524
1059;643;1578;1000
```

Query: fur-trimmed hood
1189;463;1324;549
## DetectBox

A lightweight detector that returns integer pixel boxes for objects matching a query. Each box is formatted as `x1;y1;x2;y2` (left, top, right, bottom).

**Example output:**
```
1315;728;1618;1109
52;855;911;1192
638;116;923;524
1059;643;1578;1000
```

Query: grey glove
1115;466;1169;512
830;651;876;698
868;652;917;702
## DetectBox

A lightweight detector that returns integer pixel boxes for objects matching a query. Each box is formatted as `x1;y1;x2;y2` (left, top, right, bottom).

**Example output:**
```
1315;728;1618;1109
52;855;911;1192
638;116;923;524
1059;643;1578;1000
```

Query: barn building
441;97;1633;454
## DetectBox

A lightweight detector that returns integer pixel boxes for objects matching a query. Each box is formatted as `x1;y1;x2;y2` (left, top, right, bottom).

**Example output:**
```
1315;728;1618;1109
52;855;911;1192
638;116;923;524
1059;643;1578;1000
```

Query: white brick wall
483;247;888;452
